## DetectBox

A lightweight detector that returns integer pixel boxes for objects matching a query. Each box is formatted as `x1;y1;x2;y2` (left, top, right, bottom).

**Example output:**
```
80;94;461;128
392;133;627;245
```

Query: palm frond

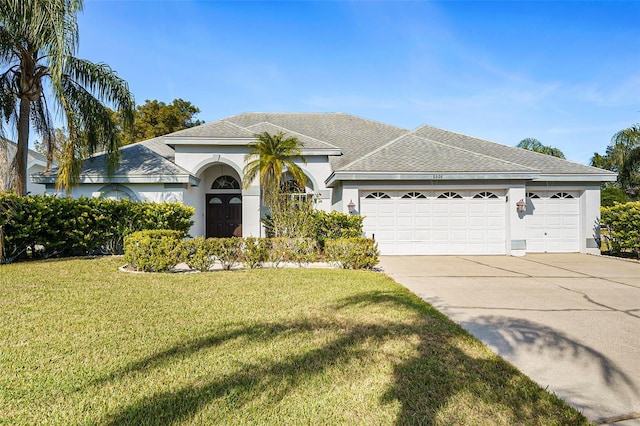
64;57;134;131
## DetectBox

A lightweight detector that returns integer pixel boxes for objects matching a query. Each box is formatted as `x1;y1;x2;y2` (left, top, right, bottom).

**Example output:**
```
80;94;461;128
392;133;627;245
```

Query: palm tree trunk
14;97;31;196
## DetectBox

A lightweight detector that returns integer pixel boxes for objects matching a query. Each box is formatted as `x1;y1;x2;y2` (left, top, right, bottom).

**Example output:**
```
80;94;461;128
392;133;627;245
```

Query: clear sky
76;0;639;165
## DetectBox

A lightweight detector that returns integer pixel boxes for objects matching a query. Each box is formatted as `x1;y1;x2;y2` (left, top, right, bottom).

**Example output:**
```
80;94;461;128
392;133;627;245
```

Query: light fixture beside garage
347;199;356;214
516;199;527;213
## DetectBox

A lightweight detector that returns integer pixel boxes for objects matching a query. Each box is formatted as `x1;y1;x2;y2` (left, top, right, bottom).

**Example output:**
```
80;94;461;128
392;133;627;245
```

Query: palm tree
0;0;134;195
614;124;640;193
242;131;307;200
516;138;566;159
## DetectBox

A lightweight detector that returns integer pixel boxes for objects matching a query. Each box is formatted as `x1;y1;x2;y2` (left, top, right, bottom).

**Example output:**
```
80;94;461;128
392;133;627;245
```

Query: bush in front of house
325;238;379;270
0;192;194;264
210;237;244;270
243;237;271;269
123;230;187;272
312;210;363;247
184;237;218;272
600;201;640;257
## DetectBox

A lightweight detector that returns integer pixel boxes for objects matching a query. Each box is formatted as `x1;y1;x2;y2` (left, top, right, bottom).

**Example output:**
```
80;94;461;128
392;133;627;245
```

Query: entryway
206;194;242;238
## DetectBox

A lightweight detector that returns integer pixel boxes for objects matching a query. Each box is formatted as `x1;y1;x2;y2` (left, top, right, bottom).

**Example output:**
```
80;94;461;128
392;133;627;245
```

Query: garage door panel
361;191;506;255
415;203;432;214
526;192;580;253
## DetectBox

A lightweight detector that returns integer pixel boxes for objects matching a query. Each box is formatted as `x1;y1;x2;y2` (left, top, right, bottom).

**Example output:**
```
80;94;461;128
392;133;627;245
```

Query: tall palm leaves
242;131;307;199
516;138;566;159
612;124;640;193
0;0;134;195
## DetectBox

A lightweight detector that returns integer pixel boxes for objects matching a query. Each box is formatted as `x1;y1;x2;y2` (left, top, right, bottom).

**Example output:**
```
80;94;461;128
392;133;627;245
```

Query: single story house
33;113;616;256
2;139;48;195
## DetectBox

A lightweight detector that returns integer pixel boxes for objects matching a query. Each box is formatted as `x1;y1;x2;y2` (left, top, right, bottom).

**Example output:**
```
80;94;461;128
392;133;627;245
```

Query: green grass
0;257;588;425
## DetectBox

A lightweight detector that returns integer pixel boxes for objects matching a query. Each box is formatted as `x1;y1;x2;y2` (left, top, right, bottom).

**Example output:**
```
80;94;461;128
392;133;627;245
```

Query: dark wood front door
206;194;242;238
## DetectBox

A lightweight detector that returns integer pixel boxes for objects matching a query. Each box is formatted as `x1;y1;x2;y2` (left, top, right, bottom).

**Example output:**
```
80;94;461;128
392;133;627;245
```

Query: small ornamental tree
242;131;310;237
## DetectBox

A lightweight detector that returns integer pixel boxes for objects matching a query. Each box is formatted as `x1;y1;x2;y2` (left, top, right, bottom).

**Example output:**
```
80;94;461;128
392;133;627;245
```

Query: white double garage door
360;190;580;255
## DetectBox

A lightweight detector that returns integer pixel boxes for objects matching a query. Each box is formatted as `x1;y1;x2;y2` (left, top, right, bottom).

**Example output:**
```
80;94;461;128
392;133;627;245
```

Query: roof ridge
225;112;410;133
243;121;342;150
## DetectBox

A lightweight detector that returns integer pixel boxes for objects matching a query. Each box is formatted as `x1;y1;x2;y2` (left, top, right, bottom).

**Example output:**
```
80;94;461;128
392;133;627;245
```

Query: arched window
99;185;138;201
211;175;240;190
281;180;304;193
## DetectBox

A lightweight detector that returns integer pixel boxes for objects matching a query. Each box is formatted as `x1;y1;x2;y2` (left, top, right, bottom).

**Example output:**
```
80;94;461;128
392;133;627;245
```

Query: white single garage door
360;190;506;255
525;191;580;253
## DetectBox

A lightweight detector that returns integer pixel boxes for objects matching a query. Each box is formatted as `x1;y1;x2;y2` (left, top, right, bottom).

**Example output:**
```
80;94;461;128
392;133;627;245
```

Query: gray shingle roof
165;120;254;138
244;122;341;151
414;125;614;176
224;112;409;169
339;133;536;173
46;112;614;185
35;142;197;184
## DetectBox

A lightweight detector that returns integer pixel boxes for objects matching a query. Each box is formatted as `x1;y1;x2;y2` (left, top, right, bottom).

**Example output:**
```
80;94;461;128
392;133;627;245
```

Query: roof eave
534;173;618;182
165;137;255;146
325;171;541;186
32;174;201;186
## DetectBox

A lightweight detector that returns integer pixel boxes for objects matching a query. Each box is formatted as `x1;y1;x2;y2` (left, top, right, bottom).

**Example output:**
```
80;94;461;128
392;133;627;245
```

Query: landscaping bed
0;257;588;425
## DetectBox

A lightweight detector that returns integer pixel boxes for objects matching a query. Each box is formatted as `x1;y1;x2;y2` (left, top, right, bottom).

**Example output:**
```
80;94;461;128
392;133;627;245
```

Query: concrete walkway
379;253;640;425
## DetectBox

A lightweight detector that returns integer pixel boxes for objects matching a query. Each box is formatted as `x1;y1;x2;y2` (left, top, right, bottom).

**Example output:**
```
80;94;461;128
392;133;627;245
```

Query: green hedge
124;230;187;272
0;193;194;264
124;236;377;272
600;201;640;257
324;238;379;270
312;211;363;246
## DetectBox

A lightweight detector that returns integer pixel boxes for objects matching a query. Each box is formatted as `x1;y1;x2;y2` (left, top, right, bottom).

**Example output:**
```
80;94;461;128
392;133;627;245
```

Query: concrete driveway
379;254;640;425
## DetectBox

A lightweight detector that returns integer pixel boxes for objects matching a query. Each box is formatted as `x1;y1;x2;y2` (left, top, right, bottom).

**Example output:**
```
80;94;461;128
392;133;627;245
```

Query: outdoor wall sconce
347;199;356;214
516;199;527;213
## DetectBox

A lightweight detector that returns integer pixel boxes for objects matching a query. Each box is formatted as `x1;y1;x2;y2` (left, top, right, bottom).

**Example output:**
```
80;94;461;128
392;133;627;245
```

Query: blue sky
77;0;639;164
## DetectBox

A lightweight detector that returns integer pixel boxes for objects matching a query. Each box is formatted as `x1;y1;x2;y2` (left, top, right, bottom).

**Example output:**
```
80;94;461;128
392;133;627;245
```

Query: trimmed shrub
210;238;243;270
286;238;318;266
268;237;289;268
267;237;317;267
600;202;640;257
325;238;379;270
184;237;217;272
0;193;194;264
123;230;187;272
313;210;363;247
243;237;270;269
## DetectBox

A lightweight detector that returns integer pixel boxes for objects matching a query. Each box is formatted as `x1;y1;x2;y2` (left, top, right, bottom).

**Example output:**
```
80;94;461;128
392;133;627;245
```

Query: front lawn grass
1;257;588;425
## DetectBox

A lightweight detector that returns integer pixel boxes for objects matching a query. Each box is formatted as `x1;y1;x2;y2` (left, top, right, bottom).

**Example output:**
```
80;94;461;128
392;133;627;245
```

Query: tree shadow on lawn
100;290;588;425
